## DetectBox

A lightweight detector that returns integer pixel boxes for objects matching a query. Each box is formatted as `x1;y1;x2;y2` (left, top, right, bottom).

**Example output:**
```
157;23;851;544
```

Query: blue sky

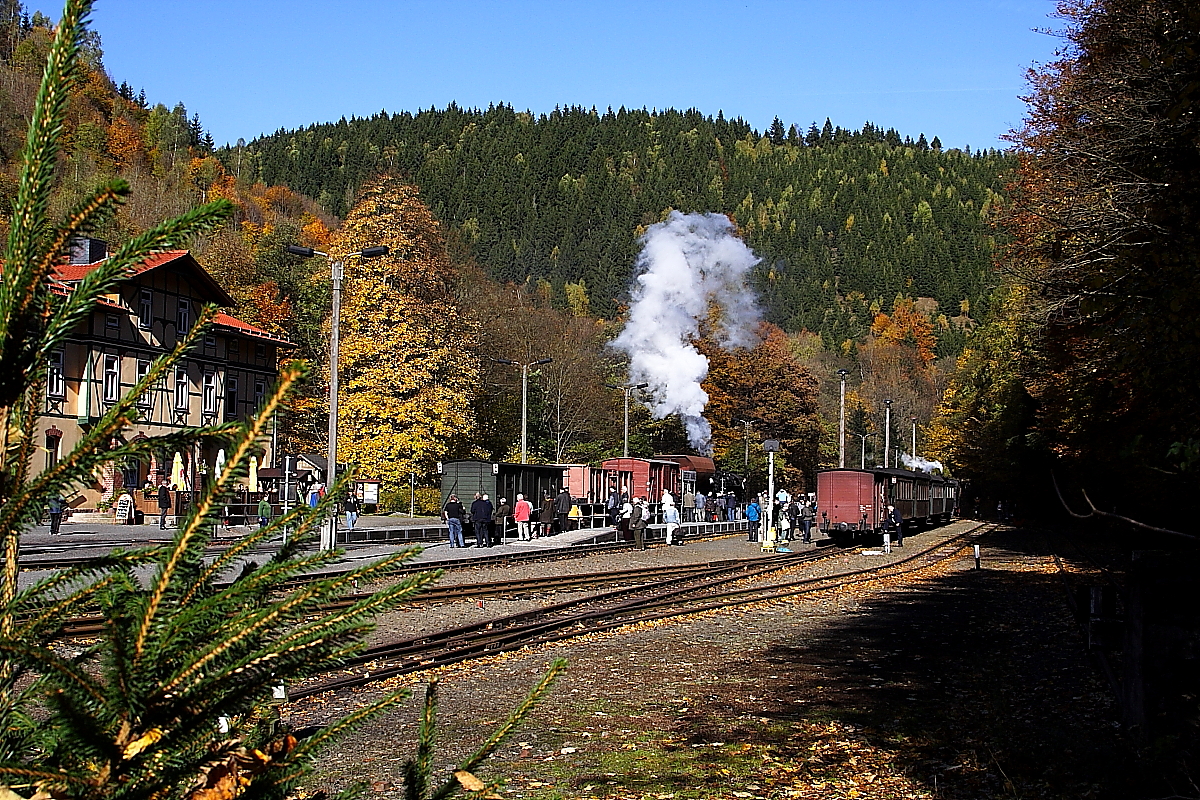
33;0;1063;150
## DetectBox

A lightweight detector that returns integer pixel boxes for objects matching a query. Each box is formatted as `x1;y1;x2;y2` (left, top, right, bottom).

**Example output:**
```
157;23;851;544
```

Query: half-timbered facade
41;239;293;508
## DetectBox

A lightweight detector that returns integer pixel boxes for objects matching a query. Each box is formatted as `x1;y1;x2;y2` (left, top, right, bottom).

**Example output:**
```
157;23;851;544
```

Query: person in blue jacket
745;498;761;542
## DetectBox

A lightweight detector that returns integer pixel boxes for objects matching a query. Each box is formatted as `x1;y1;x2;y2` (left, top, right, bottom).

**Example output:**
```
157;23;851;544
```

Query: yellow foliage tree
332;176;479;488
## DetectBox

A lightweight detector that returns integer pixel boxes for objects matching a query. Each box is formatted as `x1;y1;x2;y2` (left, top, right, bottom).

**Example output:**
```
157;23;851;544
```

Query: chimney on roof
67;237;107;265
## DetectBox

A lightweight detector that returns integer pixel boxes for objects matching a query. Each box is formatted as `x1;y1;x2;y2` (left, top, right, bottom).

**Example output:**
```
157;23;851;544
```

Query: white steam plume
612;211;762;454
901;453;945;473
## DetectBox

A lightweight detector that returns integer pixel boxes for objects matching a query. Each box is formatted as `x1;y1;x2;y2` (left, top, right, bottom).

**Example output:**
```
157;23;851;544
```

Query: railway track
55;554;781;637
291;522;994;699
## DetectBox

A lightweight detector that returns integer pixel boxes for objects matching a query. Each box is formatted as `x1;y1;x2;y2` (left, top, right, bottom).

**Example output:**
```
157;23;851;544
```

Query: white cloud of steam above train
612;211;762;454
901;453;945;473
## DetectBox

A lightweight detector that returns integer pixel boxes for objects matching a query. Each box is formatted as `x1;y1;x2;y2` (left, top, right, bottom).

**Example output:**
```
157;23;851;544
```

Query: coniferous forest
228;107;1011;355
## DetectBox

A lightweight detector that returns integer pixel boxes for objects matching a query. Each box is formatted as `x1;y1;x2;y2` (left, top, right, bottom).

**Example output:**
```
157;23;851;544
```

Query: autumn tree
703;323;822;493
333;176;480;491
941;0;1200;525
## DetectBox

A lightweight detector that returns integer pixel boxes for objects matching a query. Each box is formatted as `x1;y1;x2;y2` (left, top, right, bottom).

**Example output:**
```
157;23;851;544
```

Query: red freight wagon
817;469;885;535
600;458;681;503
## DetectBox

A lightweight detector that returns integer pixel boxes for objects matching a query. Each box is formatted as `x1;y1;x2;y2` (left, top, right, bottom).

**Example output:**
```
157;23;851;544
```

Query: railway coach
816;467;958;542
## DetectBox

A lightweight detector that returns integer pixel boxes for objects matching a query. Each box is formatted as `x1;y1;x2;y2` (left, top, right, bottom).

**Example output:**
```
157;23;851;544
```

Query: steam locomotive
816;467;958;543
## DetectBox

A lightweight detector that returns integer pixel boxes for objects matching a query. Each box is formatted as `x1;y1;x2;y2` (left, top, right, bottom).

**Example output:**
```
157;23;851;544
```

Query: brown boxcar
817;468;958;542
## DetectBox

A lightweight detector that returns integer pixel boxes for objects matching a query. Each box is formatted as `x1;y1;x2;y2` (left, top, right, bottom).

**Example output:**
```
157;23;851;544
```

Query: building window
255;342;266;359
225;376;238;420
102;355;120;402
203;370;217;415
177;299;191;334
228;339;240;360
47;350;65;398
254;380;266;410
174;366;188;411
135;360;151;407
204;333;217;349
45;430;61;470
138;289;153;329
106;313;119;329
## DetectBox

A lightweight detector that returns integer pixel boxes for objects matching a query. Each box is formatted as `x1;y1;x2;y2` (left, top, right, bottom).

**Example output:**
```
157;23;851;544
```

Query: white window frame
203;369;218;415
254;379;266;410
47;350;65;398
135;359;151;408
102;354;120;402
177;298;191;334
174;366;189;411
138;288;153;329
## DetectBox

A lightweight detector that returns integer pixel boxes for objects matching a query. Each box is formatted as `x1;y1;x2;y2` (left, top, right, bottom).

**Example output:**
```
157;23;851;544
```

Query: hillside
229;105;1013;352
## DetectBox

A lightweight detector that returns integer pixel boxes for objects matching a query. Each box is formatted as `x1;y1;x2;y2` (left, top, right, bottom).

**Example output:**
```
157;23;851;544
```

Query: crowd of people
440;487;576;548
742;488;819;552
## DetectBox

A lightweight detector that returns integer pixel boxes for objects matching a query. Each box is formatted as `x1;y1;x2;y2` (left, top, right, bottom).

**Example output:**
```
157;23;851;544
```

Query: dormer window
177;299;191;334
138;289;152;329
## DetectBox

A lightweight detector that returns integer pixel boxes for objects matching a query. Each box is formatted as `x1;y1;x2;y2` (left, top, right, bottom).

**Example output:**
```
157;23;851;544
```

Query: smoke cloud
612;211;762;454
900;453;945;473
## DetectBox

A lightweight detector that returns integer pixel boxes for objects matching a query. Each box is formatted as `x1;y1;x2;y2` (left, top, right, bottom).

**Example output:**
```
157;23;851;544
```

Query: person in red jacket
513;493;533;541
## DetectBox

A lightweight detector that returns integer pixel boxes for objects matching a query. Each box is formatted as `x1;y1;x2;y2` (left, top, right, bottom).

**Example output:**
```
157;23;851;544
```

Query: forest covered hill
227;106;1014;354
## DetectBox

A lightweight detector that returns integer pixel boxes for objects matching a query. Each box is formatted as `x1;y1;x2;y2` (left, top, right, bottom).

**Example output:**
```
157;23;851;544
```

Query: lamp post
837;369;849;468
285;243;389;549
605;382;648;458
856;432;874;469
763;438;781;545
911;416;918;463
883;399;892;469
494;357;552;464
735;418;756;469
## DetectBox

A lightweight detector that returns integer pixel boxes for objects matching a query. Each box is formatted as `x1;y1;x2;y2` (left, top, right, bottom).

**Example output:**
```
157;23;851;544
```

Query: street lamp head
532;358;553;366
885;399;893;407
837;369;849;379
634;383;648;390
285;244;317;258
493;358;516;365
358;246;389;259
604;383;621;390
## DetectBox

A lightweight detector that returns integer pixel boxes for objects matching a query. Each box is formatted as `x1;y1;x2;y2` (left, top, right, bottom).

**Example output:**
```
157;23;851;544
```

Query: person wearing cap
630;496;649;550
554;486;572;534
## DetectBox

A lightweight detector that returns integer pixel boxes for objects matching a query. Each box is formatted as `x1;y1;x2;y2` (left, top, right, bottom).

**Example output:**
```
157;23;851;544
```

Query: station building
39;238;293;511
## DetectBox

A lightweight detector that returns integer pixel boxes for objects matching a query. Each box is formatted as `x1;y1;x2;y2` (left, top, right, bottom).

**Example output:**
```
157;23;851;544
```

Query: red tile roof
213;312;295;347
53;250;189;282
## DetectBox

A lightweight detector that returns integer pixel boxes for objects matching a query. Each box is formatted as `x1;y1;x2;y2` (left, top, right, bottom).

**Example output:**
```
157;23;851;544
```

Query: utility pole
495;357;553;463
837;369;848;468
884;399;892;469
735;419;755;469
606;383;648;458
911;416;918;462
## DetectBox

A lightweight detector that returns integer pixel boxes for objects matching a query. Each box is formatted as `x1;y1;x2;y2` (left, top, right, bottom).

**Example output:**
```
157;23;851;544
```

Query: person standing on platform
606;486;622;527
157;480;172;529
663;501;680;546
538;494;554;537
726;492;739;521
683;489;696;522
513;493;533;541
745;497;761;541
619;496;634;541
887;504;904;547
630;496;648;550
554;486;572;535
693;491;705;523
257;495;273;529
493;497;511;544
442;494;465;548
47;493;65;535
800;499;815;544
471;493;493;548
343;491;361;530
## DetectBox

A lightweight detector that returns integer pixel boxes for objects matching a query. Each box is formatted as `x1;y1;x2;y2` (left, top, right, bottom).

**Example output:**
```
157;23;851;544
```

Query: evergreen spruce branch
39;200;234;360
429;658;568;800
0;0;89;351
0;640;108;708
177;364;309;603
406;679;439;800
159;551;429;698
6;372;47;499
33;179;130;284
13;571;129;640
284;688;413;770
0;764;91;787
0;323;236;540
